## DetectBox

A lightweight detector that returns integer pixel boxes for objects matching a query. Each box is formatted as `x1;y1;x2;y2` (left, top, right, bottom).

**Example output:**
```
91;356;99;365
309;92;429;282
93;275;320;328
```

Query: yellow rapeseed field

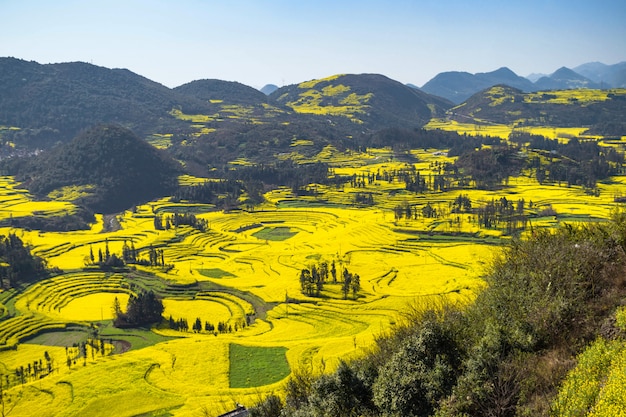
0;140;623;415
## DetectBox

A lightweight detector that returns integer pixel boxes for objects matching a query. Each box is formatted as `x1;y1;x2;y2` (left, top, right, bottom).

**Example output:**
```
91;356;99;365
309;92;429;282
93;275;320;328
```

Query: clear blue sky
1;0;625;89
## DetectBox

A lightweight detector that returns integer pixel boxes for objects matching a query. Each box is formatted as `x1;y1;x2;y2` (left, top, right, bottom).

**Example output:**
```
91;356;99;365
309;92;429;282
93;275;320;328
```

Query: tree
342;269;352;300
193;317;202;333
113;291;164;328
351;274;360;299
373;321;460;417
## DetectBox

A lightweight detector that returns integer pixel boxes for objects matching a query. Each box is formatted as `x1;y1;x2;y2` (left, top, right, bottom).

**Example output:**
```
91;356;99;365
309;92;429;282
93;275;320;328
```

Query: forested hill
270;73;452;129
450;85;626;136
0;59;452;165
174;79;270;106
6;124;180;213
0;57;210;146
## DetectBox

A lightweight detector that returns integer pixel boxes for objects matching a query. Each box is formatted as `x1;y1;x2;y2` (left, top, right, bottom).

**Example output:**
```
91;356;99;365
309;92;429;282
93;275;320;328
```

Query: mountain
421;67;534;104
0;57;209;147
10;124;180;213
271;73;452;129
448;85;626;135
574;61;626;88
533;66;600;90
260;84;279;95
174;79;268;106
526;72;547;83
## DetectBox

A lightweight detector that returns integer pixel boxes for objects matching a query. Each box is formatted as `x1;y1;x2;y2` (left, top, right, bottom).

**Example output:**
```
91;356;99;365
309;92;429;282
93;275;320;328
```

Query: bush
373;319;460;417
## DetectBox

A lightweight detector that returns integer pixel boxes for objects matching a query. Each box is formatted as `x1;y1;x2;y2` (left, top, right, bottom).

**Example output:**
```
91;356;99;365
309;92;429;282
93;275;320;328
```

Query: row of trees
153;212;209;232
171;179;242;205
5;335;114;394
166;315;247;334
87;240;170;270
64;338;113;369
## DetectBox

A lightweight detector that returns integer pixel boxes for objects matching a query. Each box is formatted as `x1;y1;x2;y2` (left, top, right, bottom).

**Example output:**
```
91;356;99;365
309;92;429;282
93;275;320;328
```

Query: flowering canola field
0;145;622;415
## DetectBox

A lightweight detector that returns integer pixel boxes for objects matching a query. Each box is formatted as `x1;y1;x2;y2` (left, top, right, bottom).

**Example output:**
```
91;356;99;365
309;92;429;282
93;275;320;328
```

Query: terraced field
0;142;623;416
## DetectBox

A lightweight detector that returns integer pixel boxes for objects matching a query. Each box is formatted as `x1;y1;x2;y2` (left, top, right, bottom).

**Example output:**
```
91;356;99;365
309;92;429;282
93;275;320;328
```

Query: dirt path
102;214;121;233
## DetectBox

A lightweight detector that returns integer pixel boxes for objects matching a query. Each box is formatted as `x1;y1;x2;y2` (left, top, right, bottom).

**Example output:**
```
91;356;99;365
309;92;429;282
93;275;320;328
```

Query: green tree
373;320;460;417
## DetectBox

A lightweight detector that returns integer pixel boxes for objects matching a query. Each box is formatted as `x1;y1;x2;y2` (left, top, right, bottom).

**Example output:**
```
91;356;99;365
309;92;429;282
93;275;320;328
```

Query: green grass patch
197;268;236;279
252;226;298;241
229;344;289;388
98;321;178;351
25;329;91;346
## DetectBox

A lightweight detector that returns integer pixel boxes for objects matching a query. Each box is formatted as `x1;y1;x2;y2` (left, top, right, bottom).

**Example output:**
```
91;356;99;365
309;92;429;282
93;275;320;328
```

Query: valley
0;59;625;415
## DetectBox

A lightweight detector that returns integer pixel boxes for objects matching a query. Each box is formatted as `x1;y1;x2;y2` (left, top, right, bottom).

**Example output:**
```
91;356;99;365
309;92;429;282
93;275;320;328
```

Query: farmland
0;135;624;416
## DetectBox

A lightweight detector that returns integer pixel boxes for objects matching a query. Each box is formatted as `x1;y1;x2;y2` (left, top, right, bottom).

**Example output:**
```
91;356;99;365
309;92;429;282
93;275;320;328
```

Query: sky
1;0;625;89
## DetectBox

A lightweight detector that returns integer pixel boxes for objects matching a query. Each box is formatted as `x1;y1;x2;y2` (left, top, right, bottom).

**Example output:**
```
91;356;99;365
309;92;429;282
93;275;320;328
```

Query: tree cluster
171;179;243;206
360;127;503;154
353;192;375;206
87;240;170;270
531;140;622;189
299;260;360;300
224;160;336;195
474;196;527;233
0;233;47;288
88;240;124;269
454;145;524;188
113;291;164;328
154;212;209;232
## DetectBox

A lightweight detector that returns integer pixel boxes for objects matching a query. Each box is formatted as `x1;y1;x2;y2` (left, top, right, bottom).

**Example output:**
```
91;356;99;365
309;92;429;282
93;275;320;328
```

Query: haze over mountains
420;61;626;103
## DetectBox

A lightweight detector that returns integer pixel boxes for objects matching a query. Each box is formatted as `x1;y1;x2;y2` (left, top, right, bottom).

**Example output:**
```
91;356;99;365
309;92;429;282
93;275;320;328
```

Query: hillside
8;124;180;213
0;57;209;147
174;79;269;106
0;59;454;171
534;66;600;90
166;74;453;172
448;85;626;135
271;73;452;129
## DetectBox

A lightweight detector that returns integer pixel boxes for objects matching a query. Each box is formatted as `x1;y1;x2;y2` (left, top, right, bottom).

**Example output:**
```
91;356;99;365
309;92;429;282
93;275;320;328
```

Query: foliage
372;319;460;417
454;145;524;188
113;290;164;328
6;124;181;213
0;233;47;288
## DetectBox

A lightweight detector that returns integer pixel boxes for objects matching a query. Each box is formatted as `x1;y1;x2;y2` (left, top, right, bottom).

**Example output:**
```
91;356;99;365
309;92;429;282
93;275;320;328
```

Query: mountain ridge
420;62;626;103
